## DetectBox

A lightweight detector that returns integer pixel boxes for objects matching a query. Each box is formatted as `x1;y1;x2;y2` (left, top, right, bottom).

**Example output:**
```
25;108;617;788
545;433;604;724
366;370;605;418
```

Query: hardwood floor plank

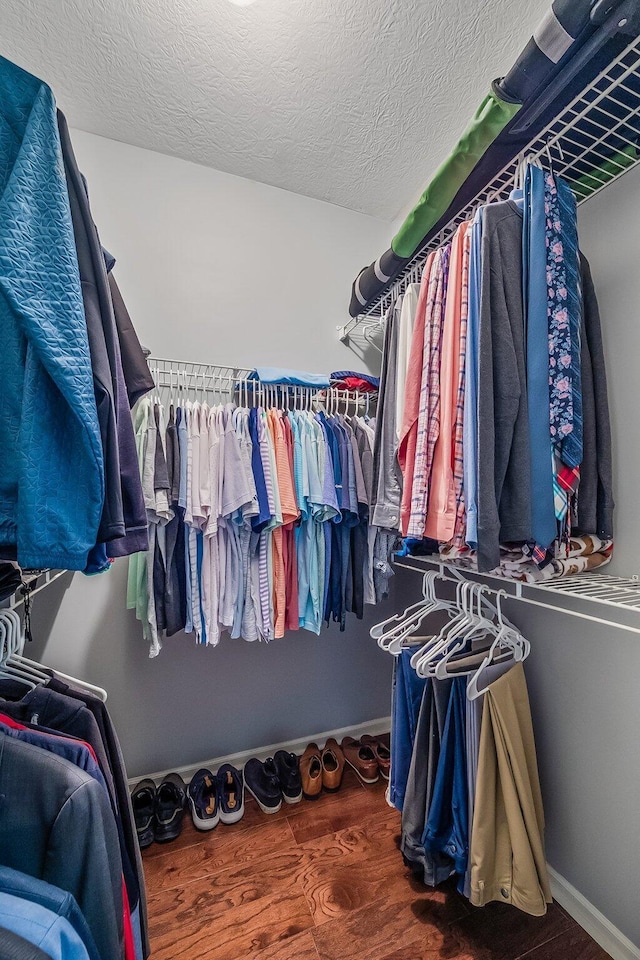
251;931;320;960
302;838;470;927
148;873;314;960
295;810;401;864
287;781;392;845
143;817;295;890
142;818;205;861
312;885;475;960
518;927;612;960
143;795;291;861
448;902;572;960
147;847;312;927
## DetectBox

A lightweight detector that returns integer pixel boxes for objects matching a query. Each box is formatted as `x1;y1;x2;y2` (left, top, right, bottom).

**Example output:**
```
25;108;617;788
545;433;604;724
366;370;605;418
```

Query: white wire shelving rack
395;556;640;635
147;356;378;413
1;569;68;611
340;33;640;347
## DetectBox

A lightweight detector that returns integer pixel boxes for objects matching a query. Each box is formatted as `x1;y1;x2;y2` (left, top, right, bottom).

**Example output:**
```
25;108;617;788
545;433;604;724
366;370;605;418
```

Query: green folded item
392;90;522;258
572;143;638;199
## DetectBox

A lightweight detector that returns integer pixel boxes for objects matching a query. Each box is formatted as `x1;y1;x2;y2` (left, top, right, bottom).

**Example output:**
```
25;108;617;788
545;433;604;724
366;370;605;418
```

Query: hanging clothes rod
341;33;640;345
395;556;640;636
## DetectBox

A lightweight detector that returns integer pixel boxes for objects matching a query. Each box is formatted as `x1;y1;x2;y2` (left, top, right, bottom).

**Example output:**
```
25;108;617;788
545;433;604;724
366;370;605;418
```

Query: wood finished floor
142;769;612;960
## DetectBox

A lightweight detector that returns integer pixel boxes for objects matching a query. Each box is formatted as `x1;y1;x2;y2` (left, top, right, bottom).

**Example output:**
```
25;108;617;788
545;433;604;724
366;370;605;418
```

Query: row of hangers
371;571;530;700
0;607;107;701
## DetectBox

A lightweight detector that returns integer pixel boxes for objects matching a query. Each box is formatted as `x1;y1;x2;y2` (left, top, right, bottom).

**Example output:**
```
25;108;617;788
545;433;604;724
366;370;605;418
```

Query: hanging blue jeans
400;678;454;887
422;677;469;888
389;649;427;811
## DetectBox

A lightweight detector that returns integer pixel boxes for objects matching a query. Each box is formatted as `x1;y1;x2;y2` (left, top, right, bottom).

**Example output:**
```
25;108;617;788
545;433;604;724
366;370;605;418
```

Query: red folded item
333;377;377;393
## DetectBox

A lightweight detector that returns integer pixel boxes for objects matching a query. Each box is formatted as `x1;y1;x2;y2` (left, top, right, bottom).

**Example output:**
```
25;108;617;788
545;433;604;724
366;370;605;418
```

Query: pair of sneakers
188;764;244;831
132;773;187;848
244;751;302;814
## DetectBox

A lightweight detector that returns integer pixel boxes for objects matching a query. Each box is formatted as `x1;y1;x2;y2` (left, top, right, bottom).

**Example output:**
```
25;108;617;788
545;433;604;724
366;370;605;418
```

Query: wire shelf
146;356;378;411
341;34;640;344
395;556;640;635
1;569;69;611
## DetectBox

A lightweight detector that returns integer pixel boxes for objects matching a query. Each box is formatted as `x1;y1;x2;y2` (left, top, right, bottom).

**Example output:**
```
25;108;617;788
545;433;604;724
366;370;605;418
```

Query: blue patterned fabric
0;57;103;570
545;172;582;468
524;166;557;551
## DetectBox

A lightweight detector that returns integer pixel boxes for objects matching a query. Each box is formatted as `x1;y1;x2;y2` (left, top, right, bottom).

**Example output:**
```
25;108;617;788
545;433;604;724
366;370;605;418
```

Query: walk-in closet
0;1;639;959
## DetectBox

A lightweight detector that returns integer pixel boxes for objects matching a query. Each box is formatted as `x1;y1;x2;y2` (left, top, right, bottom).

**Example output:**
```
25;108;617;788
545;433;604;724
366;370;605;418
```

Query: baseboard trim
549;866;639;960
130;715;392;788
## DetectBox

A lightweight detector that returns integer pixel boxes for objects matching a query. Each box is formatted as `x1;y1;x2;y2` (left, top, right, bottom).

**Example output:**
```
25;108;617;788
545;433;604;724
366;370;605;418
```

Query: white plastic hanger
432;584;499;679
382;574;457;655
3;609;48;683
467;591;530;701
371;572;437;642
0;614;36;689
410;579;472;673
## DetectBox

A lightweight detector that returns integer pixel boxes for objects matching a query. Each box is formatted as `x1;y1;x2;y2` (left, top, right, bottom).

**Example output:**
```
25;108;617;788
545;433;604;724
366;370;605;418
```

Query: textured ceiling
2;0;550;220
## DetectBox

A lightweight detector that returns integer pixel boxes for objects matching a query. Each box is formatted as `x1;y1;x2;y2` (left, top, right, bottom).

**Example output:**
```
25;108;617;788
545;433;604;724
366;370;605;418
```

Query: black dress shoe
155;773;186;843
272;751;303;804
131;778;157;849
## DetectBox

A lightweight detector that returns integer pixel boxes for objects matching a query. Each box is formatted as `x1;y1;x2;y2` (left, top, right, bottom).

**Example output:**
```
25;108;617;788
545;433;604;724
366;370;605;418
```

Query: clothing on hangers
377;581;551;917
127;386;383;655
0;58;152;572
371;163;613;581
0;603;149;960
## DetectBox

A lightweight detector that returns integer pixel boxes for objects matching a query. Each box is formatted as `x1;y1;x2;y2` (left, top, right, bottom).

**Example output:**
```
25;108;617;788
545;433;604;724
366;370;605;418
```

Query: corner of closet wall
28;127;404;780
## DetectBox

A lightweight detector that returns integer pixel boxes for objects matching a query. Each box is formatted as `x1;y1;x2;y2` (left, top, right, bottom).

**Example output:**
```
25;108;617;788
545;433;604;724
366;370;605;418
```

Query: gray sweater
371;298;403;529
477;201;532;572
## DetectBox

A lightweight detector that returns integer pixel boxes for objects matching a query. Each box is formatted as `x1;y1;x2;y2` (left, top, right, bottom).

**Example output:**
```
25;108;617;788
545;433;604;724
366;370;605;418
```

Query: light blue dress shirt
0;892;91;960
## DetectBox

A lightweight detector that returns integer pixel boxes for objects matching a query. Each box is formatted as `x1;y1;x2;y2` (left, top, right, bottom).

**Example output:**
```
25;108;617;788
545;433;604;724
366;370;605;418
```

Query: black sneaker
188;769;220;831
131;778;156;849
244;758;283;814
217;763;245;825
272;751;303;804
155;773;186;842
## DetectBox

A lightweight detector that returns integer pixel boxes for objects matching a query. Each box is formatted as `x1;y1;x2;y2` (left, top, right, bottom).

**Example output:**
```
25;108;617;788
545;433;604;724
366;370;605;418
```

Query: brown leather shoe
321;738;345;792
340;737;379;784
360;735;391;780
300;743;323;800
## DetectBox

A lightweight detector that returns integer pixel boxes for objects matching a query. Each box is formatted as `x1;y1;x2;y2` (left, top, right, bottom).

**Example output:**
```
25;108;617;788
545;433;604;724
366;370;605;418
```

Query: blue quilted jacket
0;58;104;570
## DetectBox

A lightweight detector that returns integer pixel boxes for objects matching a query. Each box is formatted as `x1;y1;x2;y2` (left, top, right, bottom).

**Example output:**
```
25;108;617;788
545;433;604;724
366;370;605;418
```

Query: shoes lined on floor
132;773;187;848
132;765;245;845
131;778;157;849
360;735;391;780
341;735;391;783
188;764;246;830
188;768;220;831
321;738;346;792
300;742;323;800
132;734;389;844
245;751;303;812
218;763;245;824
273;751;303;804
244;757;284;814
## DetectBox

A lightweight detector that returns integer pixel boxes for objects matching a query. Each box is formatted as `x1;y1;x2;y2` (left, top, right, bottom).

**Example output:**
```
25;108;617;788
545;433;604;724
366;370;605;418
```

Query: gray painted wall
29;129;396;779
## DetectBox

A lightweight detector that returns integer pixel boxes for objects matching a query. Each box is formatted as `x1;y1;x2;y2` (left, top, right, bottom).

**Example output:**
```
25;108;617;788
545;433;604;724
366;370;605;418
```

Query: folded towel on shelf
248;368;331;388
